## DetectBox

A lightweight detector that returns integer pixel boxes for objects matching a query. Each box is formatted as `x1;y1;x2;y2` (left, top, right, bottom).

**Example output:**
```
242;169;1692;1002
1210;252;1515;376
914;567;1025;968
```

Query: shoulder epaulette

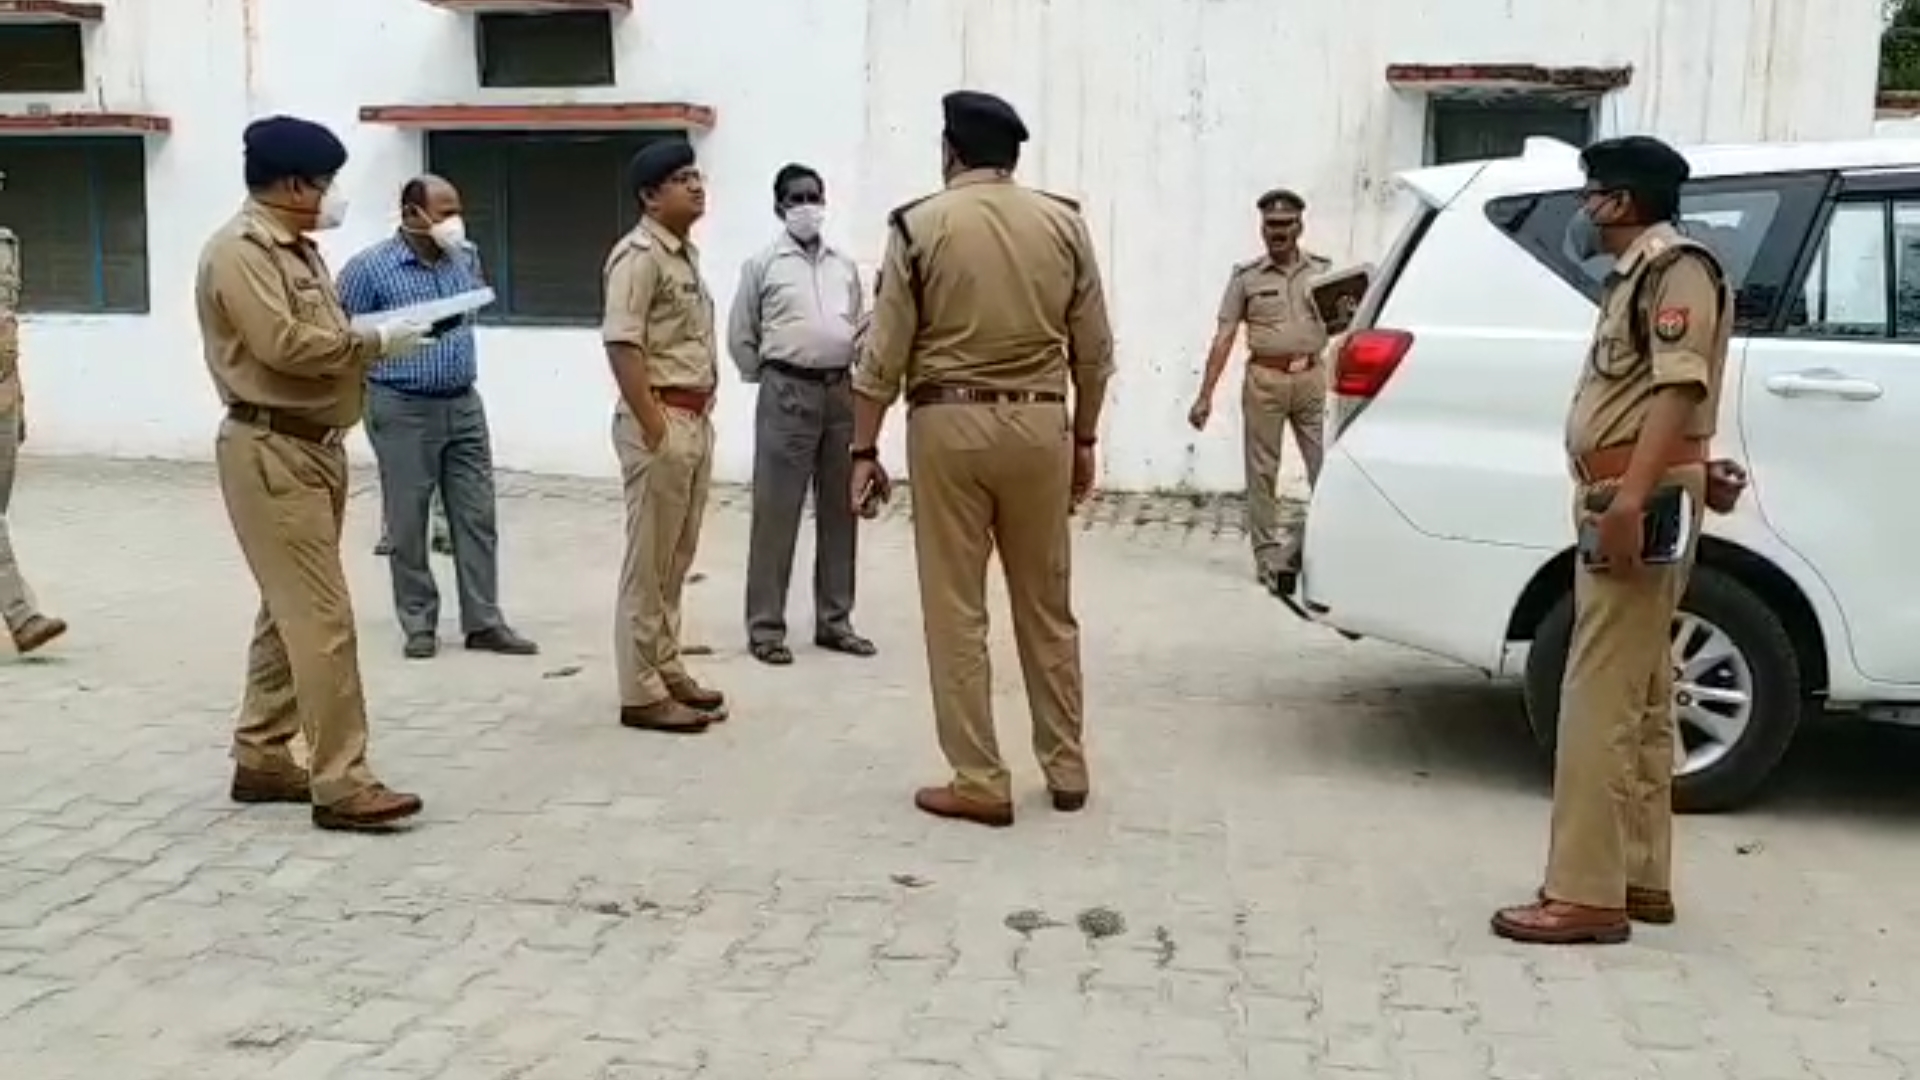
888;193;937;228
1037;190;1080;213
1231;257;1265;275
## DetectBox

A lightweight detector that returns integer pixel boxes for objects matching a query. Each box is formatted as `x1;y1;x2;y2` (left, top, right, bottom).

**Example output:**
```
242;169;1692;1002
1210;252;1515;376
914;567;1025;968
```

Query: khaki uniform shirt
0;229;20;417
600;215;718;394
855;169;1115;404
194;201;383;430
1565;223;1732;457
1217;251;1332;358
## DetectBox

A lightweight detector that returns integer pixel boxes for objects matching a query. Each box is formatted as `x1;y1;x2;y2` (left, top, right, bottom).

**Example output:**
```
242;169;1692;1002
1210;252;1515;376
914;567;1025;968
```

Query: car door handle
1764;370;1884;401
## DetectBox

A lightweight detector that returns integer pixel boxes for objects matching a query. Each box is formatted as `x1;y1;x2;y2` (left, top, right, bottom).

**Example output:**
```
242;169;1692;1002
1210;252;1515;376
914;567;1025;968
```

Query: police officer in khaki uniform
197;116;434;831
851;91;1115;827
0;222;66;656
1493;136;1732;945
602;140;728;734
1187;189;1331;586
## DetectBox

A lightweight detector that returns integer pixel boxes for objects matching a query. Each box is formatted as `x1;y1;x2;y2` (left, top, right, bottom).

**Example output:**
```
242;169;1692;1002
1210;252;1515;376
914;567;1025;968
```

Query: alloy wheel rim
1670;612;1755;777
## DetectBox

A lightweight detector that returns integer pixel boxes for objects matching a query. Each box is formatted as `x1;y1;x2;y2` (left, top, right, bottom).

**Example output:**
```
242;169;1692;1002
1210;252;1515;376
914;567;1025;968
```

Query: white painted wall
12;0;1884;492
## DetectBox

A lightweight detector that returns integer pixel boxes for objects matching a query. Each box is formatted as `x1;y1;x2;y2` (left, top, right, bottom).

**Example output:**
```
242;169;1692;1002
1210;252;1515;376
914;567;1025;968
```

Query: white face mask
428;214;468;252
785;204;825;243
314;186;350;232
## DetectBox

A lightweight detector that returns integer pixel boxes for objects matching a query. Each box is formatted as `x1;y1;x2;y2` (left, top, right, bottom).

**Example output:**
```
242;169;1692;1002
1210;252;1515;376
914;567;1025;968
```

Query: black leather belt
907;386;1066;408
227;404;346;447
764;360;848;384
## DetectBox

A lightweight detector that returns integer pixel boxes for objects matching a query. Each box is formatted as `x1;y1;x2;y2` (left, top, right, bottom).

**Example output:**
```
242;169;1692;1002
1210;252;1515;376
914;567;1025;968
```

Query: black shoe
403;633;438;660
465;626;539;656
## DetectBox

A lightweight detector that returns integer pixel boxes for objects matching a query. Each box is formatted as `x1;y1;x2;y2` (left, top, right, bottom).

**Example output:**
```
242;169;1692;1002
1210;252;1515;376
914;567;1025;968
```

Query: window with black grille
475;12;615;89
1426;98;1593;167
0;137;150;314
0;23;85;94
427;129;685;324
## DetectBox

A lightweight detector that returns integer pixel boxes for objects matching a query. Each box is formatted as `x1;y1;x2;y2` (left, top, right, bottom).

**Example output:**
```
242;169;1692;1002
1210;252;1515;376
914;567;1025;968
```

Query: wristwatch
850;446;880;461
1074;435;1098;448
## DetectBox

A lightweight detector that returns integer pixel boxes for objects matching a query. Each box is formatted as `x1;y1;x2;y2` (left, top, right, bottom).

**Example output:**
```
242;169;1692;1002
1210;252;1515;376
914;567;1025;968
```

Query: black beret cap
942;90;1029;146
242;115;348;188
1580;135;1690;191
627;140;697;195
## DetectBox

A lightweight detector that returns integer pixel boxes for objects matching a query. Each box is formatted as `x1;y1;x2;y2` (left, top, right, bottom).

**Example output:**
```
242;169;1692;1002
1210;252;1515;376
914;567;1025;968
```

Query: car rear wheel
1521;563;1804;813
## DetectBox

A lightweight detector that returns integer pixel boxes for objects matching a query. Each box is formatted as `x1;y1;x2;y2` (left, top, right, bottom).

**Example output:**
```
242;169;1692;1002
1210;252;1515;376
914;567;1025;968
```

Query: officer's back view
851;90;1115;827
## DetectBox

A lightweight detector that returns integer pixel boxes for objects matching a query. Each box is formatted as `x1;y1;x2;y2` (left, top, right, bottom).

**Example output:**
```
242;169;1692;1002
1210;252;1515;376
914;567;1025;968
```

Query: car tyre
1522;563;1803;814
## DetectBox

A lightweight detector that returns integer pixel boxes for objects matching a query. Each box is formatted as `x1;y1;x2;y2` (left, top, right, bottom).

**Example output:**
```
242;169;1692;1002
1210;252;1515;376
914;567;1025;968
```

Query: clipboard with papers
347;286;497;333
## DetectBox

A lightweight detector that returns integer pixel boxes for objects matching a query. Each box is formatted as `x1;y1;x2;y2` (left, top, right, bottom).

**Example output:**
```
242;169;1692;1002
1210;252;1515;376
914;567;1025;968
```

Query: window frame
424;128;685;327
1766;168;1920;340
0;135;151;315
1482;171;1834;335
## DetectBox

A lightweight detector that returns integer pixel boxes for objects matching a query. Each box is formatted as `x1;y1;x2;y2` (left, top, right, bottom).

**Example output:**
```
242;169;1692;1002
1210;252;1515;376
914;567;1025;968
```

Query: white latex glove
376;319;434;358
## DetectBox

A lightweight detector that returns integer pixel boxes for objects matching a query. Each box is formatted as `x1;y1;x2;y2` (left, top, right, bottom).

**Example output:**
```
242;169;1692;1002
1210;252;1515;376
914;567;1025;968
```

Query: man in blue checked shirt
337;174;538;661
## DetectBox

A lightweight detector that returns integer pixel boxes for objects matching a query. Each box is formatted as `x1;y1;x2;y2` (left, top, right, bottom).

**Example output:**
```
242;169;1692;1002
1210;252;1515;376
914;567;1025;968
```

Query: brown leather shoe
664;677;727;721
619;700;711;733
312;785;423;832
1050;789;1089;812
1492;899;1630;945
1533;885;1676;925
231;765;311;805
913;785;1014;828
11;615;66;655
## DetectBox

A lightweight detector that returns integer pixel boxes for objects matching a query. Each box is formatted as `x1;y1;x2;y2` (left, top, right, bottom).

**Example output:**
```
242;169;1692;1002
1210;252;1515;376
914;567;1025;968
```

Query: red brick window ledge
0;112;169;136
0;1;104;22
358;103;715;131
416;0;628;10
1386;63;1633;95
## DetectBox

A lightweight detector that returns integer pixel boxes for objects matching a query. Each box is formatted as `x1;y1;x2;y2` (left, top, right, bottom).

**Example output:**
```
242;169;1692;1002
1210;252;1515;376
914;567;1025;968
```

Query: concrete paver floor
4;459;1920;1079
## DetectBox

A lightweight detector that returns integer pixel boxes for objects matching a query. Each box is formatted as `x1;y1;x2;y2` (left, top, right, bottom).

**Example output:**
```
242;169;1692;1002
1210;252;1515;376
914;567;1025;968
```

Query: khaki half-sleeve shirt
1565;223;1733;456
194;201;383;430
600;214;718;391
1216;251;1332;358
853;170;1115;405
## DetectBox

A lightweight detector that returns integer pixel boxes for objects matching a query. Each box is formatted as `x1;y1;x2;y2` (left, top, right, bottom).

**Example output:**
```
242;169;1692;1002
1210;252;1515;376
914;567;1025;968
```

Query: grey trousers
745;366;858;645
0;408;37;633
364;383;505;638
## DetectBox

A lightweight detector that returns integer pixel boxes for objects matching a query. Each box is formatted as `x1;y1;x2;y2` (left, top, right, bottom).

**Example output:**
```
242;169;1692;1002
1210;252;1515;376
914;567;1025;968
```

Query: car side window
1486;173;1830;332
1785;200;1889;339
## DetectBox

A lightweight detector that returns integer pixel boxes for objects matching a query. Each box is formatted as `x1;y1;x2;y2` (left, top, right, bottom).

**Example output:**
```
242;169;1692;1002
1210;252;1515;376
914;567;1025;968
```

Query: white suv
1285;136;1920;812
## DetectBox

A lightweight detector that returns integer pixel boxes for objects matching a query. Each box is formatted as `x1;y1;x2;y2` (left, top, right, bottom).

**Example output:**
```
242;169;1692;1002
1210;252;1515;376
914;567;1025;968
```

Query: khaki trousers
907;401;1086;803
1544;471;1705;908
1242;364;1326;568
215;419;378;806
0;407;37;634
613;406;712;707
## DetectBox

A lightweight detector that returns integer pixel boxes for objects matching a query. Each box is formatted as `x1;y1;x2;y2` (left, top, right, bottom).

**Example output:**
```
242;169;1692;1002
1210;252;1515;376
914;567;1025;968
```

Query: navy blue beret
1581;135;1690;191
942;90;1028;146
243;115;348;188
628;140;697;194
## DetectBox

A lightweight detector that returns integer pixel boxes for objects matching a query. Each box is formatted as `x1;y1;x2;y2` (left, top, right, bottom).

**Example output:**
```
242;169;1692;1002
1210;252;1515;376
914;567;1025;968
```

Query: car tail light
1333;329;1414;399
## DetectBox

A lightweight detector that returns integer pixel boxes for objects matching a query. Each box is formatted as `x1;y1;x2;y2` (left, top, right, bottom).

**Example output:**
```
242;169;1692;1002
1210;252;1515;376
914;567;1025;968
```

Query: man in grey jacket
728;163;874;666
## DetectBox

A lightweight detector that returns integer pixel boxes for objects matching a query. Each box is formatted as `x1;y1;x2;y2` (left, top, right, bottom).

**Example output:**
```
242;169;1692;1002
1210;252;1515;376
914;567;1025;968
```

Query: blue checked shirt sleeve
335;253;379;319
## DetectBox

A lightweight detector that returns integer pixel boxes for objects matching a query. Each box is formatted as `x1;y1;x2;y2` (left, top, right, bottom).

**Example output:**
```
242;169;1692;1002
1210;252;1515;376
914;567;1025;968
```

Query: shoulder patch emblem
1653;306;1690;343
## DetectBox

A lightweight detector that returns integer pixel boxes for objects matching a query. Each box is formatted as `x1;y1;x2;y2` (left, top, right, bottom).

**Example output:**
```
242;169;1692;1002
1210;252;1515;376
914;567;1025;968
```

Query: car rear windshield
1483;172;1831;331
